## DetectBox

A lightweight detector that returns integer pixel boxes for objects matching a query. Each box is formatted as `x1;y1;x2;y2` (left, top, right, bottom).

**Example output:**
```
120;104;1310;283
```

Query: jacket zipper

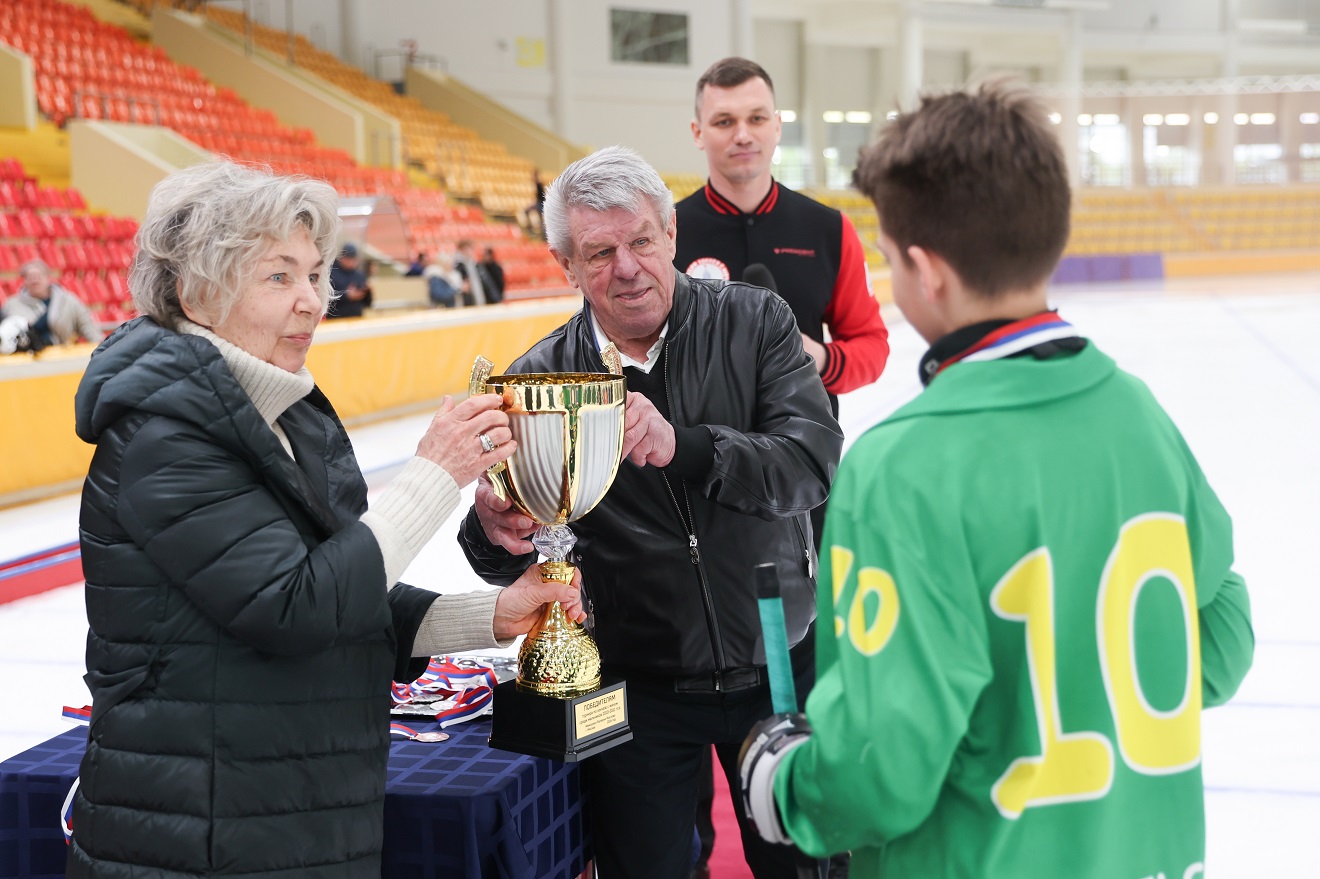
793;516;815;580
660;341;728;685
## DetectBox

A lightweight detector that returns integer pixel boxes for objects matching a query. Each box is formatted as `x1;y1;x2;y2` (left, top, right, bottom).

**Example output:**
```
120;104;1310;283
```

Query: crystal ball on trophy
471;352;633;761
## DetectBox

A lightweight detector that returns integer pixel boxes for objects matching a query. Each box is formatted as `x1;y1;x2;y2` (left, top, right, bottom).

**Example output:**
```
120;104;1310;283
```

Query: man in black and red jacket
676;57;890;556
675;57;889;879
675;56;890;424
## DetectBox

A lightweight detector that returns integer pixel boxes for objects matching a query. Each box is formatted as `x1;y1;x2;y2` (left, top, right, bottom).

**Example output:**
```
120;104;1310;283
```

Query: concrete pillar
803;39;823;188
1126;100;1146;187
1216;0;1240;185
1188;108;1206;185
731;0;753;60
897;2;923;112
1059;11;1084;188
548;0;574;140
338;0;363;69
1280;95;1302;183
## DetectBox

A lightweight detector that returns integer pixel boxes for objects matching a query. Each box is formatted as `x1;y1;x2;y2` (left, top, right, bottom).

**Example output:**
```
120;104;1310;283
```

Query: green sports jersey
776;343;1254;879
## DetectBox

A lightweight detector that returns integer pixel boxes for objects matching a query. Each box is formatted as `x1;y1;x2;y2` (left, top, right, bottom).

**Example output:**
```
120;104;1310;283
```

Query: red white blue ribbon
61;779;78;845
59;706;90;845
436;686;493;728
62;705;91;724
390;656;497;728
935;313;1078;378
391;656;498;703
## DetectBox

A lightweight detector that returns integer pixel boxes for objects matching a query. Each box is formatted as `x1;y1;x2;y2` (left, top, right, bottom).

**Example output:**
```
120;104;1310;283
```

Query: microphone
742;263;778;294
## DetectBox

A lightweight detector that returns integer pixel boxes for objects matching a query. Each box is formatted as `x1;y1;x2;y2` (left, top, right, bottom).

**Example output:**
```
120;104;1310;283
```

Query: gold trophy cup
472;352;632;761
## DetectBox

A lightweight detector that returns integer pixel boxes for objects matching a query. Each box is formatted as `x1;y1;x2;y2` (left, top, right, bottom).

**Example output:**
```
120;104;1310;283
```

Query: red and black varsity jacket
674;180;889;396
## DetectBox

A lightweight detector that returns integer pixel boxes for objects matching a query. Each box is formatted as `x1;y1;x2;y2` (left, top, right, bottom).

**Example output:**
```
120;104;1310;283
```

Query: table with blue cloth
0;718;589;879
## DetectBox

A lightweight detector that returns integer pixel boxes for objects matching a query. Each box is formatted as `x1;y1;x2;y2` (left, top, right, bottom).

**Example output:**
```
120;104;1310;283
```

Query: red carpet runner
708;747;755;878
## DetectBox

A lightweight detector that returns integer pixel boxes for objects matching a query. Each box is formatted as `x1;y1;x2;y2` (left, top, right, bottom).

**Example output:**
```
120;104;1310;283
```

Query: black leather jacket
459;271;842;677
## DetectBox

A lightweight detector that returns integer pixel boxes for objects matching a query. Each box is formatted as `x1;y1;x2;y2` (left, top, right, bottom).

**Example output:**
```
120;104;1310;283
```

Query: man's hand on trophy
475;475;538;555
417;394;516;487
622;391;676;467
493;564;587;640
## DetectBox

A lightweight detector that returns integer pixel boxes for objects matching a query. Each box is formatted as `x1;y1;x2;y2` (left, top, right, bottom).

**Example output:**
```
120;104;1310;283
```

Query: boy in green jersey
738;78;1255;879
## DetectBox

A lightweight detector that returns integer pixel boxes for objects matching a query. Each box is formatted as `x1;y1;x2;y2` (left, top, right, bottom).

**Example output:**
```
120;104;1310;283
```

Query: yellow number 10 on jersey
990;513;1202;819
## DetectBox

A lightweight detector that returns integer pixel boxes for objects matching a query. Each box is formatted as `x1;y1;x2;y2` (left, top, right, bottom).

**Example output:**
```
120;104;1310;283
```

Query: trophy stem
532;523;576;567
516;525;601;697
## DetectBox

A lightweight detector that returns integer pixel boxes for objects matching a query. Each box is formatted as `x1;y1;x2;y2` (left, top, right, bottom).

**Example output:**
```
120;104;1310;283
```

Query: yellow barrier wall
0;301;579;506
305;303;579;421
1164;251;1320;277
0;347;98;505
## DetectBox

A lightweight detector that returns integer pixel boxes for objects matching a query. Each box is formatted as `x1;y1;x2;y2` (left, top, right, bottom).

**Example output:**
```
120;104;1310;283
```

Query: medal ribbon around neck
934;312;1078;379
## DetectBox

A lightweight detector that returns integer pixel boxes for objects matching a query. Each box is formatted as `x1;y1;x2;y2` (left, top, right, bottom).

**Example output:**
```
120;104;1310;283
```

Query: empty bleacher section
4;0;404;192
0;157;137;325
185;4;565;290
1;0;572;307
812;184;1320;286
197;6;540;221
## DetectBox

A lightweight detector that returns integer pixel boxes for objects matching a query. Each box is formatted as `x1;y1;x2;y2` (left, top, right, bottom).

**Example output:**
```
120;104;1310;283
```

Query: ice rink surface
2;273;1316;876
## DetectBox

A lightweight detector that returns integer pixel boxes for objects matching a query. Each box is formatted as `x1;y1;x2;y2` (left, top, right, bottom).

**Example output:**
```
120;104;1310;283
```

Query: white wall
754;18;803;112
217;0;1320;178
1082;0;1222;32
550;0;734;173
225;0;736;173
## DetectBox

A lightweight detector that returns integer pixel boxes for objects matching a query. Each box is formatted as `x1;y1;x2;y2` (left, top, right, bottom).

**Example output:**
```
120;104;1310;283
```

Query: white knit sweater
181;321;506;655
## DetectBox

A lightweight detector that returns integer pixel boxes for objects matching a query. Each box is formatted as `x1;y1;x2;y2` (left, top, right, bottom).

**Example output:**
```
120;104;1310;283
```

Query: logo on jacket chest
774;247;816;258
685;257;731;281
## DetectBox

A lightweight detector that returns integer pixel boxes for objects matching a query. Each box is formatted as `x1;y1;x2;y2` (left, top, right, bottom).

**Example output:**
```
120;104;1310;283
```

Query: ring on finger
478;432;497;453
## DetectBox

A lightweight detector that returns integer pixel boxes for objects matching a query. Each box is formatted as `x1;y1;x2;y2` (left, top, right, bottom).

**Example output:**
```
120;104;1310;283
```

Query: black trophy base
488;676;632;762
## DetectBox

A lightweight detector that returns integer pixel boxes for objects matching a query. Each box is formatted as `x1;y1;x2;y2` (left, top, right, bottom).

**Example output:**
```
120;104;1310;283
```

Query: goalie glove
737;712;812;845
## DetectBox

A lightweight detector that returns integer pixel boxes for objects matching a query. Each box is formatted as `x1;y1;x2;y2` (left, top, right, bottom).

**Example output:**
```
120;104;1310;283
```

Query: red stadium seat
61;242;90;272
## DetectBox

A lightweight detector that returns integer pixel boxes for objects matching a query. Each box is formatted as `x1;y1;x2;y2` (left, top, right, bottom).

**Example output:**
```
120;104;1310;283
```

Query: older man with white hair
459;145;841;879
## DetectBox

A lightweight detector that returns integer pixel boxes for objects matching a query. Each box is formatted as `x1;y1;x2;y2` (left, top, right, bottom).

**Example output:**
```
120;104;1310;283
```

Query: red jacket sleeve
820;213;889;394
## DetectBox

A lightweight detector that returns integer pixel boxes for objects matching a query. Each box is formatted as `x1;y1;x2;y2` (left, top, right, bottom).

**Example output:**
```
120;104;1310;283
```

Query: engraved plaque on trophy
471;351;633;762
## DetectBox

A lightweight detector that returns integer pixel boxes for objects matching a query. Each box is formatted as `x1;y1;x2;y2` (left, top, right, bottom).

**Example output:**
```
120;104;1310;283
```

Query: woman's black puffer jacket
68;317;434;878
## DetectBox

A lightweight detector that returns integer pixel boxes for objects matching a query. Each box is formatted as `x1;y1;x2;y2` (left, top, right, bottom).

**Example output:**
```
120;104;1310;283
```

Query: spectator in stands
406;251;429;277
424;249;461;308
69;160;584;878
454;239;487;306
1;259;103;347
523;169;547;238
478;247;505;304
327;242;373;319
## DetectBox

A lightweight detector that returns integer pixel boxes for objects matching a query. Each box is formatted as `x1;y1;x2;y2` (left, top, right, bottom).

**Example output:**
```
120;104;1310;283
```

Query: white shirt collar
589;311;668;374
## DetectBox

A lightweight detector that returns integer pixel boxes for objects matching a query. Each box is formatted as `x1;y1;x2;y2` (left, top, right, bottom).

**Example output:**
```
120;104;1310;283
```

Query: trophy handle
469;355;494;396
600;342;623;376
471;355;508;497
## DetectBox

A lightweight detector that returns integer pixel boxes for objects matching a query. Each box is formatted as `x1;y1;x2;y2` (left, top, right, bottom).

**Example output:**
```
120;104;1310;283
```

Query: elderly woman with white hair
68;161;584;879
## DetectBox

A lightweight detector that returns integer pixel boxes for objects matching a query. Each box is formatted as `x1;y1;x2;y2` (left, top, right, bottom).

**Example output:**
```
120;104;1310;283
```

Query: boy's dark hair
694;57;775;119
853;78;1071;297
